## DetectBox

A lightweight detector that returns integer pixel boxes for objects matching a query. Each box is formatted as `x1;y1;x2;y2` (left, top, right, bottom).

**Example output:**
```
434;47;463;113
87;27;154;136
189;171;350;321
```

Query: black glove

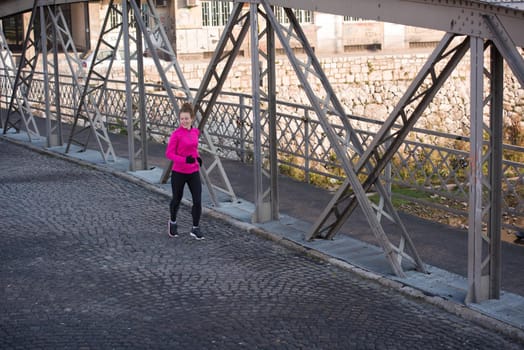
197;157;202;167
186;156;195;164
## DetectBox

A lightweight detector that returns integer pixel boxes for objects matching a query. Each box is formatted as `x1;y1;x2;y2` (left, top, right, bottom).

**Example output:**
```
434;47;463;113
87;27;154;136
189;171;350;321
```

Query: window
202;1;232;27
109;4;149;29
274;7;312;24
2;14;25;51
109;5;121;28
343;16;365;22
5;4;87;54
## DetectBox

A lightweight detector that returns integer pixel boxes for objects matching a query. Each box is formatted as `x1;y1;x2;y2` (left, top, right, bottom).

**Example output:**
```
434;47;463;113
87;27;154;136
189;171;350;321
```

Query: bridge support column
250;2;279;223
466;38;504;303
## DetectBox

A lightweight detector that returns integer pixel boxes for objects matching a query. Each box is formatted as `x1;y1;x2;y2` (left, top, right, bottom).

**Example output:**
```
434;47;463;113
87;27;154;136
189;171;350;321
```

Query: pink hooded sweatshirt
165;126;200;174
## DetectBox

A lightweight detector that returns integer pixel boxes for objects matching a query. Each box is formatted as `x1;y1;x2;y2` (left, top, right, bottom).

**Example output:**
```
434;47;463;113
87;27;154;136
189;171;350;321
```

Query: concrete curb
3;135;524;343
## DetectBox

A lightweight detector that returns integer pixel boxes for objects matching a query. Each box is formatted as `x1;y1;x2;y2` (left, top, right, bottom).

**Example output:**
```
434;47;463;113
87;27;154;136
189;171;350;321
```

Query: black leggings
170;171;202;226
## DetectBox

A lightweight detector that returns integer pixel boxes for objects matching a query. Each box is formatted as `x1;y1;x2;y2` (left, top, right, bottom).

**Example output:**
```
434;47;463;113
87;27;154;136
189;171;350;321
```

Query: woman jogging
165;102;204;240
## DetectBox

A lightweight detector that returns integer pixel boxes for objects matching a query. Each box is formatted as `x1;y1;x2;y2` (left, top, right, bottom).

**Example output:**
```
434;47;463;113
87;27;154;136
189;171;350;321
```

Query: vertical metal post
240;94;246;162
66;0;118;162
267;6;279;220
467;37;487;303
122;0;136;171
249;2;279;222
3;2;41;140
135;0;148;170
304;108;310;184
489;43;503;299
51;11;63;146
40;5;52;147
385;131;392;196
250;3;266;222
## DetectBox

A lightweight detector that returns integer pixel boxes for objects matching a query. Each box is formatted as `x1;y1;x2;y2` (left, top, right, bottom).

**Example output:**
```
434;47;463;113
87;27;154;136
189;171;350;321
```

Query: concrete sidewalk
2;126;524;340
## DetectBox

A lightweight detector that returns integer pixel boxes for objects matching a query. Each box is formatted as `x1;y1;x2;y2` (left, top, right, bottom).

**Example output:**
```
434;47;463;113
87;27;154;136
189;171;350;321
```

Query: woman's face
179;111;193;130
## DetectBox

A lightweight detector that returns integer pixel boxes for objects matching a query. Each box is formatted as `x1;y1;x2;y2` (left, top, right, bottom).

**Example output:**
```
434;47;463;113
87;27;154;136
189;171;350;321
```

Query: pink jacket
165;126;200;174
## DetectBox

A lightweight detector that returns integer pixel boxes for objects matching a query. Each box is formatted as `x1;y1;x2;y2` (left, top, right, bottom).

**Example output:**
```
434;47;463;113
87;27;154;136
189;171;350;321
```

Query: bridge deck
2;119;524;333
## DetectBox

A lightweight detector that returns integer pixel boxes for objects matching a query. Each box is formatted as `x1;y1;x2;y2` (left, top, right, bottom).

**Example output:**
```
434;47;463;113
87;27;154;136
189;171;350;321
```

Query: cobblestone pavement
1;139;523;349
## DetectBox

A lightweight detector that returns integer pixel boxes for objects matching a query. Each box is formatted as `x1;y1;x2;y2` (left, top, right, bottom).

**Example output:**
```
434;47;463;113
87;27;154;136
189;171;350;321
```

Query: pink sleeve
165;132;185;164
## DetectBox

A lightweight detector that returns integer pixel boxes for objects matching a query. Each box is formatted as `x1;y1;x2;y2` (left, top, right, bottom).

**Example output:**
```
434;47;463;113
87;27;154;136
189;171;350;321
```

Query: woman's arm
165;132;186;164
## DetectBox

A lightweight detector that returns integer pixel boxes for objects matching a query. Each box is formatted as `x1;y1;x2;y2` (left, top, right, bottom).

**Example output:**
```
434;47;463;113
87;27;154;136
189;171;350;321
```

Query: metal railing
1;70;523;232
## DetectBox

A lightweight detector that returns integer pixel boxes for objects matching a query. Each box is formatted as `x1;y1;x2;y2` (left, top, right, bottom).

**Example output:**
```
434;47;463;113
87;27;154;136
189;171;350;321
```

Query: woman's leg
170;171;186;222
186;171;202;227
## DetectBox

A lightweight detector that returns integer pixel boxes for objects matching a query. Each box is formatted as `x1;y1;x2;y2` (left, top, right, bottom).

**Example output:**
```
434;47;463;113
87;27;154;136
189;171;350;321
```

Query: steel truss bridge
0;0;523;303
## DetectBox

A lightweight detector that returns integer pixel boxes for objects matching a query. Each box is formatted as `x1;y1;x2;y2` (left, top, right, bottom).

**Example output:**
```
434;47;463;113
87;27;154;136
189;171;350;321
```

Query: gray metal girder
0;0;87;18
307;34;470;242
250;0;524;47
466;38;508;304
3;1;41;140
66;0;120;162
249;3;279;222
138;0;239;204
260;1;425;276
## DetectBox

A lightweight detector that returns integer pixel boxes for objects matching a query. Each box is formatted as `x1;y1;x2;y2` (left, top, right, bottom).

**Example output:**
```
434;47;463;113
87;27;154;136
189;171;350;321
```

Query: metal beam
135;0;238;204
484;14;524;88
489;43;503;300
261;1;425;276
121;0;146;171
250;3;266;222
0;22;19;130
308;34;470;241
66;0;120;162
0;0;87;18
466;37;488;303
249;4;279;222
255;0;524;47
3;1;41;140
266;7;279;221
41;5;65;148
466;39;505;303
2;0;523;46
3;1;93;148
46;3;95;148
